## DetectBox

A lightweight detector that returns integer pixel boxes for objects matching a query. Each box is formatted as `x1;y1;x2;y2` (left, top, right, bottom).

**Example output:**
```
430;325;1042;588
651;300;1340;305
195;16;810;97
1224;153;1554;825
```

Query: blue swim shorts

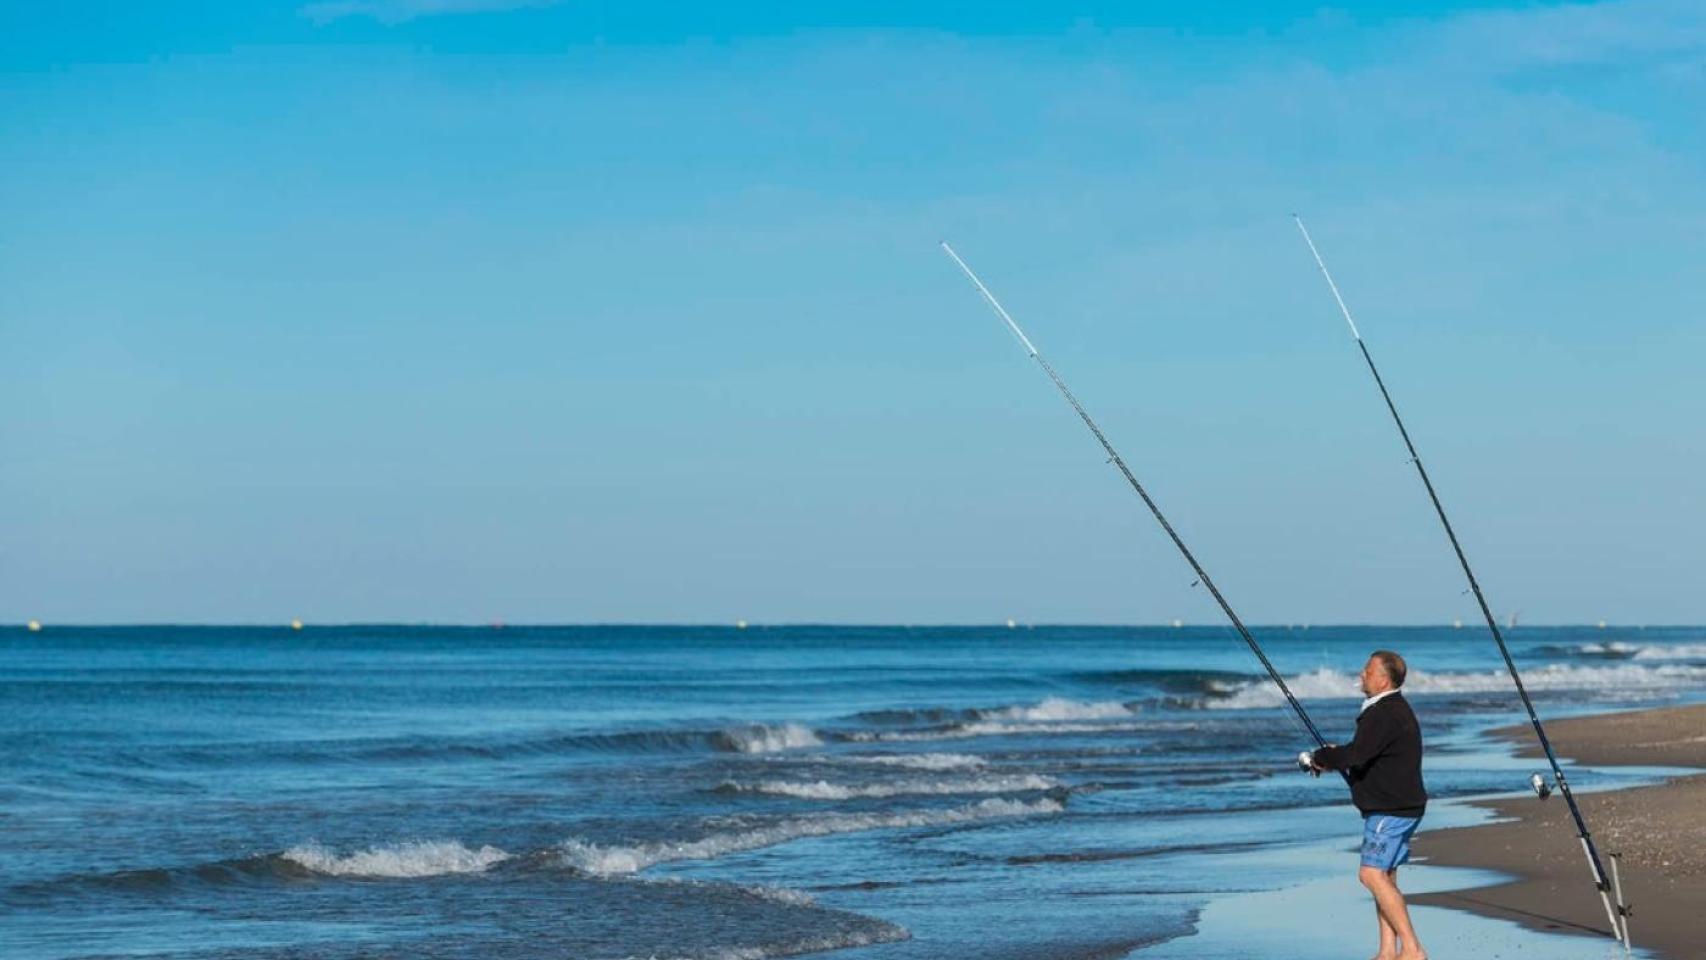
1361;814;1422;870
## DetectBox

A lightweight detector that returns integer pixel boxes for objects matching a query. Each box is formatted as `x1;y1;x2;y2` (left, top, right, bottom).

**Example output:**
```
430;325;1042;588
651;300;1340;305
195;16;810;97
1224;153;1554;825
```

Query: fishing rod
1292;216;1632;950
940;241;1341;770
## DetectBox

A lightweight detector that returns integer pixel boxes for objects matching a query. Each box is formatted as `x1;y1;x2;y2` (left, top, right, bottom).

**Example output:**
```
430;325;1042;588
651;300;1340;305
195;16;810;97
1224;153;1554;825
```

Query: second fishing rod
940;241;1340;773
1293;216;1631;951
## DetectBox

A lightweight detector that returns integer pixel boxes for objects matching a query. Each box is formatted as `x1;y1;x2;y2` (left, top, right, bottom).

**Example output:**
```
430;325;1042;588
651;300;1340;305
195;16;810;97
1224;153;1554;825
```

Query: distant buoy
27;620;41;632
736;620;748;630
1171;619;1183;628
1005;619;1016;629
291;619;303;631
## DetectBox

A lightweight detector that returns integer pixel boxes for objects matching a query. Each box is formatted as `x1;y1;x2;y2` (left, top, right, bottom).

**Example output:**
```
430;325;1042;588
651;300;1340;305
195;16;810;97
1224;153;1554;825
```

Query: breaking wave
836;698;1147;744
717;774;1059;800
1552;641;1706;662
852;698;1135;727
179;721;831;768
713;723;823;754
510;721;823;756
1633;643;1706;661
1204;663;1706;709
555;797;1065;875
1067;667;1254;691
282;840;510;878
838;753;987;771
846;720;1153;743
984;698;1136;722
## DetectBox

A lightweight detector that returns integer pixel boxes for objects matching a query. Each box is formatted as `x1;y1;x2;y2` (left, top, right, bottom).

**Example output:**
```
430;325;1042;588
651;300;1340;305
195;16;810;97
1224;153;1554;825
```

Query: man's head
1360;650;1406;697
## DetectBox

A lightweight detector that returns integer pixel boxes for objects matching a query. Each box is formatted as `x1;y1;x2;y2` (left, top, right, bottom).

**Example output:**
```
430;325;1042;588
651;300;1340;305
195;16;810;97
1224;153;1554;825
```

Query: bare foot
1395;950;1427;960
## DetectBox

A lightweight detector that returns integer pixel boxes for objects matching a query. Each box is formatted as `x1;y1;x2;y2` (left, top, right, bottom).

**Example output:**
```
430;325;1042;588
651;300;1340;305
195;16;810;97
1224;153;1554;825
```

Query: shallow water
4;624;1701;959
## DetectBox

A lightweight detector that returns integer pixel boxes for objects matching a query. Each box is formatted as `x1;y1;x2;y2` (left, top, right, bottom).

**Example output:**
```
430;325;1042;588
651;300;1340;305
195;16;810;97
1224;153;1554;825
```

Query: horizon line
4;621;1681;630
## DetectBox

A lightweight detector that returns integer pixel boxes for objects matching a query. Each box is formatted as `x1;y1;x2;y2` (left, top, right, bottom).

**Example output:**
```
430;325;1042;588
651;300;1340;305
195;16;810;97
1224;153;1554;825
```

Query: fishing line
1293;215;1631;950
940;241;1338;772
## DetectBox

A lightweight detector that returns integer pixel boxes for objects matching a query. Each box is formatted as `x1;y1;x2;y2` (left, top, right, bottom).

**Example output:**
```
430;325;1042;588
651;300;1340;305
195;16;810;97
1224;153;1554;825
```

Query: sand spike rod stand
1292;216;1632;951
939;241;1345;779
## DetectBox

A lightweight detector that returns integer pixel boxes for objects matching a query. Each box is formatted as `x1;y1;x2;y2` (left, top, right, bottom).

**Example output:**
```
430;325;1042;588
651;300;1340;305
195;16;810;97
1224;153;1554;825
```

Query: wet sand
1412;704;1706;960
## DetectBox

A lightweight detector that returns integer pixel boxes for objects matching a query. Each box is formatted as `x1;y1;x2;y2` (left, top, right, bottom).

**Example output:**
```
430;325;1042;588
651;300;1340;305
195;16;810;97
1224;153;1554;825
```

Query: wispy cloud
301;0;559;26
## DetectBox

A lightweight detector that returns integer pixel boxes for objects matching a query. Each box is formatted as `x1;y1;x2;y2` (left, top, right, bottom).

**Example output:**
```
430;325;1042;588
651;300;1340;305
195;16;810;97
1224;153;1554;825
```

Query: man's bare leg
1373;888;1399;960
1360;865;1426;960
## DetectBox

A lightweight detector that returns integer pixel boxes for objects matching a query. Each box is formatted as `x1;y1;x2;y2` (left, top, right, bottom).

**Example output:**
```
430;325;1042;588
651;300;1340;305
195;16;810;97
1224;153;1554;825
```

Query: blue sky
3;1;1703;624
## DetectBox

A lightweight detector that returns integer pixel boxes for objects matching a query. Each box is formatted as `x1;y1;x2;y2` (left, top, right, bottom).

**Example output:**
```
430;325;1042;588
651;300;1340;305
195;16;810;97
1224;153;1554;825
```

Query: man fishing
1305;650;1428;960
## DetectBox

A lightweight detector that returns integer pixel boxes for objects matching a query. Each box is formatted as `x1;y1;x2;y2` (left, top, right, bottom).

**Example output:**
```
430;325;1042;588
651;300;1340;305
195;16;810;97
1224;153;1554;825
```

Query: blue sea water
3;624;1703;960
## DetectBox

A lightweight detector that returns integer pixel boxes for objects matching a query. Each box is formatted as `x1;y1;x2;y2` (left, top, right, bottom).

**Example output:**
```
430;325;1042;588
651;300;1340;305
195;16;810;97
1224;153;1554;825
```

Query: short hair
1372;650;1407;688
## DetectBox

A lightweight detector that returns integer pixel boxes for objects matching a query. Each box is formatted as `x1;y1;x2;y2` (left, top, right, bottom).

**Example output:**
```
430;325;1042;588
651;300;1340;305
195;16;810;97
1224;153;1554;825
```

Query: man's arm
1311;710;1398;772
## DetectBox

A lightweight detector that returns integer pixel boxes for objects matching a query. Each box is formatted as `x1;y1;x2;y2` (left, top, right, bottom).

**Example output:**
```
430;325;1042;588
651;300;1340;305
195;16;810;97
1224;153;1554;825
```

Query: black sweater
1313;692;1427;818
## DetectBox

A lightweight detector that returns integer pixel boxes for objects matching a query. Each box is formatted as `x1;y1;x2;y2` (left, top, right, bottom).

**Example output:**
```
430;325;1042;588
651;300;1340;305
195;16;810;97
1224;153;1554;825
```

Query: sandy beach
1412;704;1706;959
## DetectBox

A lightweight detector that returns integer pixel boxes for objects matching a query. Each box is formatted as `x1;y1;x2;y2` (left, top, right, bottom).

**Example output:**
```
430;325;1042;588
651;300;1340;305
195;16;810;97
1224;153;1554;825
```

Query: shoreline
1410;703;1706;960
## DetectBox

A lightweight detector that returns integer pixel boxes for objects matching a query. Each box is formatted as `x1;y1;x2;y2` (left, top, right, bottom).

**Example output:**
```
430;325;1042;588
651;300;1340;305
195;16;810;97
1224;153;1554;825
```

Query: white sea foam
1206;663;1706;709
556;797;1063;875
721;774;1059;800
841;753;987;771
282;840;510;878
848;720;1153;743
739;884;818;907
1554;641;1706;662
983;697;1135;722
645;877;821;908
838;699;1138;744
1627;643;1706;661
717;723;823;753
1574;641;1643;658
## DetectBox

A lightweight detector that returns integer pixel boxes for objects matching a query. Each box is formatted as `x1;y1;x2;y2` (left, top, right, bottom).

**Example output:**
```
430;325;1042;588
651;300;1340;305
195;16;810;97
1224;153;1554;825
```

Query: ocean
4;624;1704;960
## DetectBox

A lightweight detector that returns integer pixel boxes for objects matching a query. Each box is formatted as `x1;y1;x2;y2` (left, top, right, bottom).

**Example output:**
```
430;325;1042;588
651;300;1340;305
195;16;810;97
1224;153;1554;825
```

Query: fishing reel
1297;751;1319;776
1530;773;1554;800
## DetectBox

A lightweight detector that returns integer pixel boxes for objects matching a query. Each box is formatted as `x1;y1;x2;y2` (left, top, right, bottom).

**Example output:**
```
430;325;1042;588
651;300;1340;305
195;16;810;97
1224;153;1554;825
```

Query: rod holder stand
1609;852;1631;952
